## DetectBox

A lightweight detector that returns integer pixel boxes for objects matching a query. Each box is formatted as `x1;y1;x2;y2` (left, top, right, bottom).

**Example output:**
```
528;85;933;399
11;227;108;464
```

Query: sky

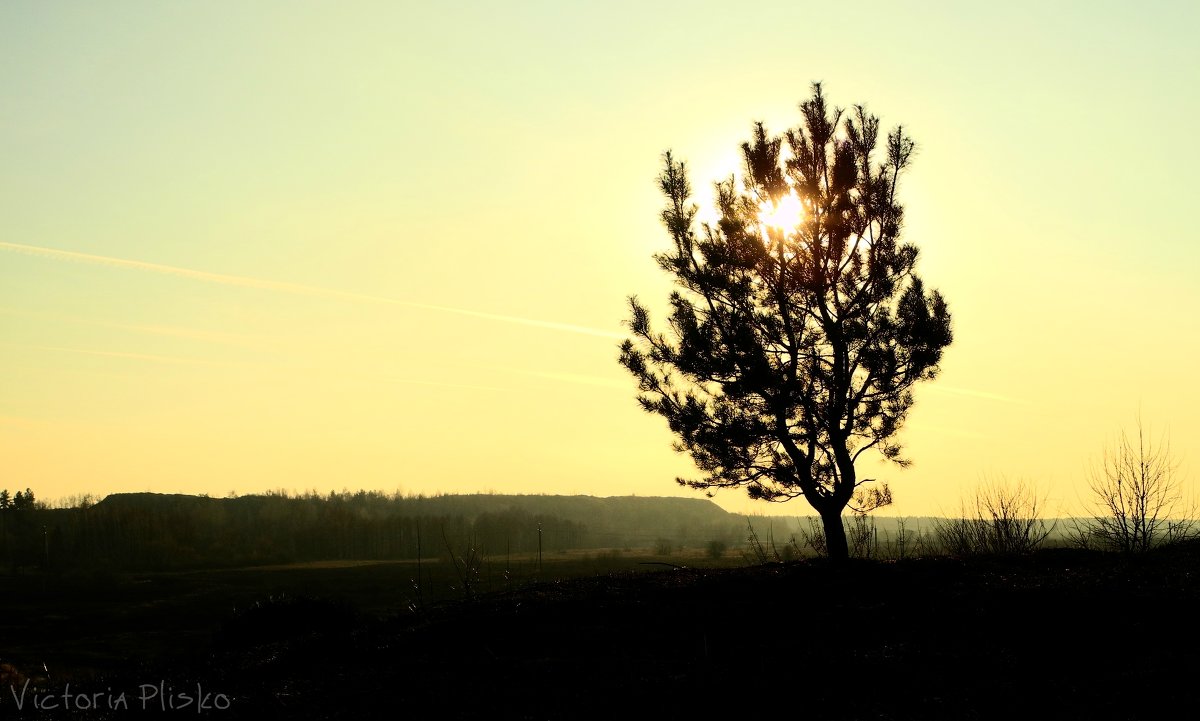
2;1;1198;517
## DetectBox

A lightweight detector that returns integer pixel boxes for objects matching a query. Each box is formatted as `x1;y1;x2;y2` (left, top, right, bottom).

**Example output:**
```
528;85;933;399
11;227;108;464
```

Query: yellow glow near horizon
758;193;804;232
2;3;1198;519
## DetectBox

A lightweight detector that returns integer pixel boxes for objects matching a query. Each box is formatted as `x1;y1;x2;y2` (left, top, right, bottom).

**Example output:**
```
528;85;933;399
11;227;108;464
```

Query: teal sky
2;1;1198;515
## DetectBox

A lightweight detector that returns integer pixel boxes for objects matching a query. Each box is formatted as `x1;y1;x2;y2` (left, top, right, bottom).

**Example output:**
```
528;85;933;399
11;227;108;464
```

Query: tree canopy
620;83;953;560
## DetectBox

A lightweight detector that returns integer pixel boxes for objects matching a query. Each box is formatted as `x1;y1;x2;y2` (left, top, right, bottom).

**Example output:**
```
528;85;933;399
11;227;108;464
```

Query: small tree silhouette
936;478;1053;555
620;84;952;561
1077;418;1195;552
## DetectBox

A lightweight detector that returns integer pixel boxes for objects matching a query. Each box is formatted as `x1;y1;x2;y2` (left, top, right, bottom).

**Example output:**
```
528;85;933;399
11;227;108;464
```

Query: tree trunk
821;511;849;562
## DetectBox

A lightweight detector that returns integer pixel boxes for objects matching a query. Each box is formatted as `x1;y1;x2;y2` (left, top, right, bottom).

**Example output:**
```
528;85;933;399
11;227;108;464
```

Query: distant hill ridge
94;491;732;520
90;491;742;549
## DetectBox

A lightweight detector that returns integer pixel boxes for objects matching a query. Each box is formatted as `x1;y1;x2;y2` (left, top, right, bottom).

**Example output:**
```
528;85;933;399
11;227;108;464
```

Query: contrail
0;241;624;339
927;383;1030;405
380;376;511;393
907;421;986;439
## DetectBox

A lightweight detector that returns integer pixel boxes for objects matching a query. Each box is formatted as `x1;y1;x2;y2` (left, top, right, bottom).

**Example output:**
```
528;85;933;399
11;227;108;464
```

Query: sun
758;193;804;231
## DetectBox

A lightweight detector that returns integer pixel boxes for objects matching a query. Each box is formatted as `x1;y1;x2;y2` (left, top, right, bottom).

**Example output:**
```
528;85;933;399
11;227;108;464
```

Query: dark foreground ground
4;544;1199;720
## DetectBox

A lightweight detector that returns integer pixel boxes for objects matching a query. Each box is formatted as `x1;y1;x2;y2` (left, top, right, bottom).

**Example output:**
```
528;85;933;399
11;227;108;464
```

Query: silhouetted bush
877;518;936;560
936;479;1053;555
1073;418;1196;553
799;518;827;557
848;514;878;559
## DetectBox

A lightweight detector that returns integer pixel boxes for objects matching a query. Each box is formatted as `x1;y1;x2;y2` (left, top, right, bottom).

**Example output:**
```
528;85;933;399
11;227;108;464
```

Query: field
3;543;1199;719
0;547;740;682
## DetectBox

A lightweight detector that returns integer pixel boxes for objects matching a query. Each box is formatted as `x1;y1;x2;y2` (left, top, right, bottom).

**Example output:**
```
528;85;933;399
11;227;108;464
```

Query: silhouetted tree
620;84;952;561
12;489;35;511
1077;418;1196;552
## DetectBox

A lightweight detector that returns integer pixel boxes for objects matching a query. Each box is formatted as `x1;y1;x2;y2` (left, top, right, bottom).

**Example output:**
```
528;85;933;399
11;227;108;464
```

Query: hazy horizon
3;1;1198;517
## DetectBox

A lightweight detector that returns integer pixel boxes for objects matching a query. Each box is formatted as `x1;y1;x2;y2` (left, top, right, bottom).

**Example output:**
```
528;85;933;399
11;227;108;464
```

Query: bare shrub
847;514;878;559
442;528;485;601
875;518;936;560
889;518;913;560
744;519;802;563
936;478;1054;555
743;520;770;564
934;515;978;556
1075;419;1195;553
798;517;827;557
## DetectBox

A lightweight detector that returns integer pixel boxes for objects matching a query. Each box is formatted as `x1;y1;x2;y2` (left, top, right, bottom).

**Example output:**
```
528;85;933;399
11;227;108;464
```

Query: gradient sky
2;1;1197;516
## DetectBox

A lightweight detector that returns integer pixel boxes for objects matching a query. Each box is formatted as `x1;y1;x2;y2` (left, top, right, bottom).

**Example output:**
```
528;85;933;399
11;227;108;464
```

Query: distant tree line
0;488;49;570
0;490;741;572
